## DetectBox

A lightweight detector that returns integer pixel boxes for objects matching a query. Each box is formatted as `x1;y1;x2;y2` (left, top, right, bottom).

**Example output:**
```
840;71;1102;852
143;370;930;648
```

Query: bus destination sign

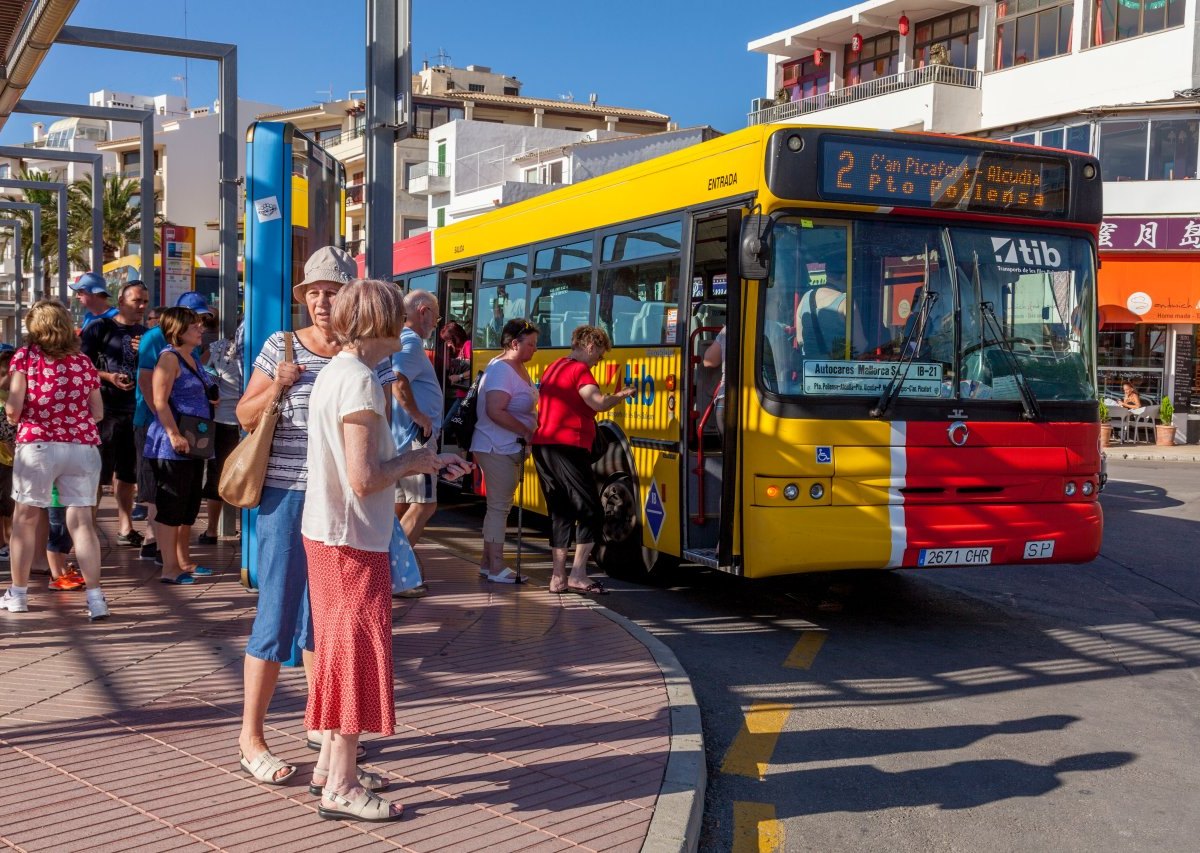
818;137;1068;216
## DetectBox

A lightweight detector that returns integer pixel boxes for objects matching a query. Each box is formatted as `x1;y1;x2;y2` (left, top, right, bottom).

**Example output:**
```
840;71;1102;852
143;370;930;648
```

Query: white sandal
308;766;389;796
318;787;404;822
238;749;296;785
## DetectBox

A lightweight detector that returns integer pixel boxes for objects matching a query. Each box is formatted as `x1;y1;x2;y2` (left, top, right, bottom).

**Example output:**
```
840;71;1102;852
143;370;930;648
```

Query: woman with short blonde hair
2;300;107;619
302;278;471;822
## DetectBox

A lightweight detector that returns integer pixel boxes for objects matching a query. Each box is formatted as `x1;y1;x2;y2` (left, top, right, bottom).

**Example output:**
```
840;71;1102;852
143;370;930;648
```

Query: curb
1106;448;1200;464
593;605;706;853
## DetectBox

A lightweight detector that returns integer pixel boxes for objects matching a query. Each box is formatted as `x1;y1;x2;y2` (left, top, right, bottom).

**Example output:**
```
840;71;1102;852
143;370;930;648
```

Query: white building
97;95;283;255
748;0;1200;439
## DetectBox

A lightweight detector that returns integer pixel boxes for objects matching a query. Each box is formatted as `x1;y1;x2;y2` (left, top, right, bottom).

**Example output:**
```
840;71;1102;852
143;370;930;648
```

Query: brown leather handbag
218;332;292;509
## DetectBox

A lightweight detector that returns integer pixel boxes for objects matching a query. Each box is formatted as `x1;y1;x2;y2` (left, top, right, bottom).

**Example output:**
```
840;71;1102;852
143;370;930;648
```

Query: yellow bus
395;123;1104;580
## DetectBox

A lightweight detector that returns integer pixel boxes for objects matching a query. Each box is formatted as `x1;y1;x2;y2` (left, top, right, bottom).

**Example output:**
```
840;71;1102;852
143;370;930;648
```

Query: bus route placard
818;136;1068;216
803;360;943;397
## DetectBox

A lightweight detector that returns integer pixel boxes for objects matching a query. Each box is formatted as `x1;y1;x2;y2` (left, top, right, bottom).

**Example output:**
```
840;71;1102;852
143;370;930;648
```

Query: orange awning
1098;255;1200;324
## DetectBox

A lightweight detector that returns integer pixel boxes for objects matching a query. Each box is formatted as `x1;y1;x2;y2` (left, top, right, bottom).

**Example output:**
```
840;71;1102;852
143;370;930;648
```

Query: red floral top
10;346;101;445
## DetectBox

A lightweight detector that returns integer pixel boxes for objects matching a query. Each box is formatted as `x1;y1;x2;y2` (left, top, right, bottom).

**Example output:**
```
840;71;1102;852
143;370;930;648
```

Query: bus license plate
918;547;993;567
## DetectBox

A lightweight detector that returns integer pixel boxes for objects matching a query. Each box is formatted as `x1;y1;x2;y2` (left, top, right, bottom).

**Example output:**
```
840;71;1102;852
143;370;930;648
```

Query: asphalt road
423;458;1200;852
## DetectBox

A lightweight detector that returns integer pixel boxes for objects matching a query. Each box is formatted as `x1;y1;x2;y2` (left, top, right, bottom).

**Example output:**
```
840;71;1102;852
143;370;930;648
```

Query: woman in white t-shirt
470;318;539;583
302;279;471;823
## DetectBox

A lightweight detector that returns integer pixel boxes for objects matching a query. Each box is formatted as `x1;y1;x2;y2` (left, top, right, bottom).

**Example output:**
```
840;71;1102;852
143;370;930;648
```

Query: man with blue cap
133;291;214;563
70;272;117;331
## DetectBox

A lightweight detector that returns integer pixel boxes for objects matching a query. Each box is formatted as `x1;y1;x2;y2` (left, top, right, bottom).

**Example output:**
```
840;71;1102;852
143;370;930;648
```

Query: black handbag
169;351;216;460
444;371;484;448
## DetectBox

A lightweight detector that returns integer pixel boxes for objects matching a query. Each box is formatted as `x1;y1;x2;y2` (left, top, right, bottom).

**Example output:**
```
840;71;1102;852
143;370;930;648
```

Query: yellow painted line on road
733;801;784;853
720;702;792;780
783;630;827;670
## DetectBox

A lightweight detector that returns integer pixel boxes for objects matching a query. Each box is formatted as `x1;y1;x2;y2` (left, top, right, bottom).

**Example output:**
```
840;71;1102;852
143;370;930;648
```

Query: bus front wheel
596;473;675;581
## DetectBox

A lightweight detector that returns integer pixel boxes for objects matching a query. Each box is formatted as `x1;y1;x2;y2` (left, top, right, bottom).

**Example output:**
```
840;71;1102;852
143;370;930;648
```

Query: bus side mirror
740;214;771;281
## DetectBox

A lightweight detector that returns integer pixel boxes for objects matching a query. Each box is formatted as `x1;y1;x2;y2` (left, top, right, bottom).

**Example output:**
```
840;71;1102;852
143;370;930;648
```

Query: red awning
1098;304;1141;327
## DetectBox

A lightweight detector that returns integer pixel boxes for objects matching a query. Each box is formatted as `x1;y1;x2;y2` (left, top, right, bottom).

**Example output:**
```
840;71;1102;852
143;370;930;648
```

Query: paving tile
0;499;671;852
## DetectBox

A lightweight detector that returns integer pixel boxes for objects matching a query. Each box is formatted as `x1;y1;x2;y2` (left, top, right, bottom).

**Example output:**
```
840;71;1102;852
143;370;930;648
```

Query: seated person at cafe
1120;382;1143;410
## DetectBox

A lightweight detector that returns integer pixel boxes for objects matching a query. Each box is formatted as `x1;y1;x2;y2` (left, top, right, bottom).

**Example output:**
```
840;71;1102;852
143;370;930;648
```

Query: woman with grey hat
234;246;395;787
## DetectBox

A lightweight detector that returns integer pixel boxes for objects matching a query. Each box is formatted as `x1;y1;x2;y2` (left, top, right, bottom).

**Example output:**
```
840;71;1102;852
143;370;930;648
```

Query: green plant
1159;395;1173;425
1098;398;1109;422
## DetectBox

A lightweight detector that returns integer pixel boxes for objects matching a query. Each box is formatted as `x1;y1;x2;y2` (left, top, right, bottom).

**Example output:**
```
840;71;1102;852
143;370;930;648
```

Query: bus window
601;221;682;264
531;239;593;347
598;259;681;347
476;252;528;348
410;270;437;294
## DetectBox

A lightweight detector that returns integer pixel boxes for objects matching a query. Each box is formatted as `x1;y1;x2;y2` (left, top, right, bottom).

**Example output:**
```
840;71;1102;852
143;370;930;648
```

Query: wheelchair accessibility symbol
816;446;833;465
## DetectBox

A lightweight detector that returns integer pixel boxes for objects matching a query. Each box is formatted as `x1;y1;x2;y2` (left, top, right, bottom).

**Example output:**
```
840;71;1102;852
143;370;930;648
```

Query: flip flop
567;581;609;596
307;739;367;760
160;573;196;585
188;566;214;577
488;567;526;585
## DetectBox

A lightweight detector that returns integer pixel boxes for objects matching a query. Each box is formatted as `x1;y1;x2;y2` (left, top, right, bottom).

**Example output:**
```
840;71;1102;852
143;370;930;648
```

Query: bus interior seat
629;301;667;345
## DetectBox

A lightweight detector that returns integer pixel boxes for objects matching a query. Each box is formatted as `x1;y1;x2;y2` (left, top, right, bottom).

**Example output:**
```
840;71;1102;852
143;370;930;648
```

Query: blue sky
0;0;843;146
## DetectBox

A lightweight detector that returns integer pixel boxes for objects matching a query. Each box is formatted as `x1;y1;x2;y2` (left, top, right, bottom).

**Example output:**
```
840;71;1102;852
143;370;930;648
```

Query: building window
468;83;485;93
413;104;466;136
1066;124;1091;152
401;218;428;239
779;56;829;101
1099;120;1149;180
995;0;1072;69
844;33;899;85
1098;117;1200;181
1094;0;1185;45
913;8;980;69
1148;118;1199;180
503;86;519;96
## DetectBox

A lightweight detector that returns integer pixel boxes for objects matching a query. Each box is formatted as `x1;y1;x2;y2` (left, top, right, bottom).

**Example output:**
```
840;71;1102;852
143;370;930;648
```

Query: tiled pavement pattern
0;502;670;852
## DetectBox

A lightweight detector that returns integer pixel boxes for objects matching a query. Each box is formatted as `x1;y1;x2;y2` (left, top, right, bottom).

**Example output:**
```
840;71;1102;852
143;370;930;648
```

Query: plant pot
1155;424;1177;446
1100;429;1112;448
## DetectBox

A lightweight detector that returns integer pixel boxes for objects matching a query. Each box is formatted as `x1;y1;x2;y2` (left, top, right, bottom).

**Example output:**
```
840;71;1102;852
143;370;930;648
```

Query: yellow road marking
783;630;827;670
720;702;792;780
733;801;784;853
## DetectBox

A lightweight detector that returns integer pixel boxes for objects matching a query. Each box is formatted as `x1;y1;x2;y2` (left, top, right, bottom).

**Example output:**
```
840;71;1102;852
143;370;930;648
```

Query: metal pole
0;179;70;299
14;100;159;279
0;219;25;335
365;0;411;278
53;28;239;338
0;203;42;295
0;149;103;283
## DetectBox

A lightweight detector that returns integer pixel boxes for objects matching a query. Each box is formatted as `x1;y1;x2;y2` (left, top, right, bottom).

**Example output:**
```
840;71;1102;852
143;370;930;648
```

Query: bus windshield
760;217;1096;404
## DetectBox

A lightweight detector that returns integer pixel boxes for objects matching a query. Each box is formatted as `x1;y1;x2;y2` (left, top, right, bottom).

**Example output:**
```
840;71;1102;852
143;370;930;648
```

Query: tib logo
991;237;1062;268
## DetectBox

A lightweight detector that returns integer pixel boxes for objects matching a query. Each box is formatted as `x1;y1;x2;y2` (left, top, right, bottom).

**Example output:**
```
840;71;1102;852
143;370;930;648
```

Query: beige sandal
238;749;296;785
308;766;389;796
318;787;404;822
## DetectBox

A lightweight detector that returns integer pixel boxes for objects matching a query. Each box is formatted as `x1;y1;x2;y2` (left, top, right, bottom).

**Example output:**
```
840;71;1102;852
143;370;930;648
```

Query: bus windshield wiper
979;300;1042;421
871;252;939;418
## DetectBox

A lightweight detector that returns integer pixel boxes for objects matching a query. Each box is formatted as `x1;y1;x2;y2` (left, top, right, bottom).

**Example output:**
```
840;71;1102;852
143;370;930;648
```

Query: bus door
437;263;476;460
682;210;735;567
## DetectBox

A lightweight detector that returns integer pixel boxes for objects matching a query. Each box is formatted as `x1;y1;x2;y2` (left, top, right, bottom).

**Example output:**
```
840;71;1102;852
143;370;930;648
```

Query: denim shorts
245;485;314;662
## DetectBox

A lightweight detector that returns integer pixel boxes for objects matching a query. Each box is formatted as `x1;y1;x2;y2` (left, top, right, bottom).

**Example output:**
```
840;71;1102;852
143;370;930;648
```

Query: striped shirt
252;332;395;491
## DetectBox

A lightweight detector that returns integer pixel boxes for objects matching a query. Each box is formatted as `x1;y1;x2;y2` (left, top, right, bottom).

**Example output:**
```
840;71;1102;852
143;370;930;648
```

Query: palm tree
0;169;90;294
71;172;161;264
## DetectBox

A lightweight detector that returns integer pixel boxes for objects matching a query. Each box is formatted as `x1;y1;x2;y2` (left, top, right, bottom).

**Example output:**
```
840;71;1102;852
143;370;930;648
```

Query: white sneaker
1;588;28;612
86;596;110;621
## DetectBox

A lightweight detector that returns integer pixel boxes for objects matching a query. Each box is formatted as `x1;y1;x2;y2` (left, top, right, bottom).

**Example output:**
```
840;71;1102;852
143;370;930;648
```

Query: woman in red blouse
531;326;636;595
2;300;107;619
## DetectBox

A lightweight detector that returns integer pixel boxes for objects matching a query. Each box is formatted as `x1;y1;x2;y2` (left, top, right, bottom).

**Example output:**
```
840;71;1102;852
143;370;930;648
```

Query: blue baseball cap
69;271;109;296
175;291;214;315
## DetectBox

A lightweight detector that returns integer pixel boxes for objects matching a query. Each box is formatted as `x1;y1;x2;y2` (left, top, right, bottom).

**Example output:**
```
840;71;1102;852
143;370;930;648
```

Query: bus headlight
807;483;823;500
1064;481;1078;496
1082;481;1095;496
783;483;800;500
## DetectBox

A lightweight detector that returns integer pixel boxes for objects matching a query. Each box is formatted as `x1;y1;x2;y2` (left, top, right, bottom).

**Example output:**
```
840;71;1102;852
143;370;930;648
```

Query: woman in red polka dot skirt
301;279;472;823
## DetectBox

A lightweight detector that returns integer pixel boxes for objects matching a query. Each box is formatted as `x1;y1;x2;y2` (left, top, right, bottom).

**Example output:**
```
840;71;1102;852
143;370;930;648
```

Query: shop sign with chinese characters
1099;217;1200;252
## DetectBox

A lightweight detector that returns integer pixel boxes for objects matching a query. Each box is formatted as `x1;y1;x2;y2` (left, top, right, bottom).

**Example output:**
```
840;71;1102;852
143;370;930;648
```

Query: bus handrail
688;324;723;525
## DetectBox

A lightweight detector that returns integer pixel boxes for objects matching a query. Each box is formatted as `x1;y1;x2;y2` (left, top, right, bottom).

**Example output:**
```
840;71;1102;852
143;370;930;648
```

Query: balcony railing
748;63;982;125
346;183;363;205
411;161;449;180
